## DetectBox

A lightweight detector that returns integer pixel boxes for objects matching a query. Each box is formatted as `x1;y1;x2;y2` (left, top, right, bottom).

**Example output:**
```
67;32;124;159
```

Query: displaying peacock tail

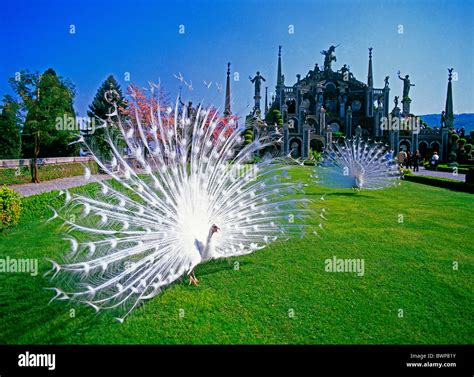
46;83;321;321
313;138;401;190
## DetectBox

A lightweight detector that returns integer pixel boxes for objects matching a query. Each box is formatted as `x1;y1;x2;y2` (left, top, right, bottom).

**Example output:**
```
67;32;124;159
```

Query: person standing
405;151;412;169
431;151;439;171
412;150;421;172
397;149;407;167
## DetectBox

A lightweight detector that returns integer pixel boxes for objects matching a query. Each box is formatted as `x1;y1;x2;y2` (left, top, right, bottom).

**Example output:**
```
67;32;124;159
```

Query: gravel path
411;167;466;181
10;174;111;197
8;165;467;197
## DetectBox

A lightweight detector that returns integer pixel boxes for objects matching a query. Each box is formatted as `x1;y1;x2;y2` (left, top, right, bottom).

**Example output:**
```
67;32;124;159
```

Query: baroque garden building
242;45;453;160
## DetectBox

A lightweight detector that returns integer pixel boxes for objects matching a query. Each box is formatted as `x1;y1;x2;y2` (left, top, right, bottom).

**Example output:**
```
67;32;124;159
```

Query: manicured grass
0;168;472;344
0;162;98;185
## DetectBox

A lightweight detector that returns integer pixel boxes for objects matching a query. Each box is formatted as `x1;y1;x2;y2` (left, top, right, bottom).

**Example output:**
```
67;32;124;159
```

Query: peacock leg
189;270;199;286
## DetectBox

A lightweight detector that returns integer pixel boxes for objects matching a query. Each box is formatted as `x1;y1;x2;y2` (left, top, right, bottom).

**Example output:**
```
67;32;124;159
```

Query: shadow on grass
325;192;377;199
303;191;377;199
195;259;255;278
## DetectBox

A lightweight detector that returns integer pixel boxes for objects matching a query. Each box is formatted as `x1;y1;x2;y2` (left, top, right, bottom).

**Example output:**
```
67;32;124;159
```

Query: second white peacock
314;138;401;190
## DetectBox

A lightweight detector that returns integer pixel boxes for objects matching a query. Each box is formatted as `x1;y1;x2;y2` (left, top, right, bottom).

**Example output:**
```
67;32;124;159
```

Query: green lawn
0;167;472;344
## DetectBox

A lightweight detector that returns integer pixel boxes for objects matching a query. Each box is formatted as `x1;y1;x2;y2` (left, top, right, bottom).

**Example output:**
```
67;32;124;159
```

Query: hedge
403;173;474;193
425;164;470;174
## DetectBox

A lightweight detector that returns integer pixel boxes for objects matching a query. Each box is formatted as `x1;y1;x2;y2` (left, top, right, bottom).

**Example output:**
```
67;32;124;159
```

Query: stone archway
310;136;325;153
418;141;428;158
399;139;411;152
430;141;440;153
289;137;302;158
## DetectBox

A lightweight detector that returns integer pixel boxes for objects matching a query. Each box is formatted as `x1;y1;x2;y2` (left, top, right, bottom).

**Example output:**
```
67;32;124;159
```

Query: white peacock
45;84;317;321
314;138;401;190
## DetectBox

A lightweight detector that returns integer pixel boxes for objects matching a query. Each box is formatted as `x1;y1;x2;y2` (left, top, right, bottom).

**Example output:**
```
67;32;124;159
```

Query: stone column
325;126;333;148
383;87;390;118
302;122;311;159
412;132;419;154
345;106;353;138
319;107;326;135
441;127;449;161
366;88;374;117
283;123;289;155
394;130;399;152
374;107;382;139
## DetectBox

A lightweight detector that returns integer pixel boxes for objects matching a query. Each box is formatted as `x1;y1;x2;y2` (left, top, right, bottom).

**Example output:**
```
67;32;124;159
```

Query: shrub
464;143;472;154
0;185;22;230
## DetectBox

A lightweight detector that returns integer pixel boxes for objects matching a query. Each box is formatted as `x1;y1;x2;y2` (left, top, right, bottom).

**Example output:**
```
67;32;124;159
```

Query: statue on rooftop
398;71;415;99
249;71;266;98
321;45;339;71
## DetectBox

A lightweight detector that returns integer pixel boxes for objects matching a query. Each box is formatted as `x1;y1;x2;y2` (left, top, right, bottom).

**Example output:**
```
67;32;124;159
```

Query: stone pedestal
401;97;411;116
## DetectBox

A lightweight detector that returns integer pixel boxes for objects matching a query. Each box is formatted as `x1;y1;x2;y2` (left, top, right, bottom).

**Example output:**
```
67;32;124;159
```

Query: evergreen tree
87;75;126;159
0;95;22;159
9;68;76;182
265;108;283;126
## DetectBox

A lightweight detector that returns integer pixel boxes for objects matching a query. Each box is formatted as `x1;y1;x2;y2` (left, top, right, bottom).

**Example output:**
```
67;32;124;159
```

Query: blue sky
0;0;473;118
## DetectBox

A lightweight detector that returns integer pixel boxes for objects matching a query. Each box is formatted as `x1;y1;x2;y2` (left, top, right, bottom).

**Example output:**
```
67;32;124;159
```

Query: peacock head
210;224;221;234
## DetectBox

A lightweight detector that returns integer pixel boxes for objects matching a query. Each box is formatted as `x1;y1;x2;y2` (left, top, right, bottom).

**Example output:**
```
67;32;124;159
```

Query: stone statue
441;110;446;127
394;96;399;107
384;76;390;87
249;71;266;97
398;71;415;99
448;68;454;80
376;97;382;108
306;63;321;78
321;45;338;71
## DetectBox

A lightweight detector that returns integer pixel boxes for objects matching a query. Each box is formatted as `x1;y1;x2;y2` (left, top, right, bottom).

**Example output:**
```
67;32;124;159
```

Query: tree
10;68;77;182
87;75;126;159
265;108;283;126
0;95;22;159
